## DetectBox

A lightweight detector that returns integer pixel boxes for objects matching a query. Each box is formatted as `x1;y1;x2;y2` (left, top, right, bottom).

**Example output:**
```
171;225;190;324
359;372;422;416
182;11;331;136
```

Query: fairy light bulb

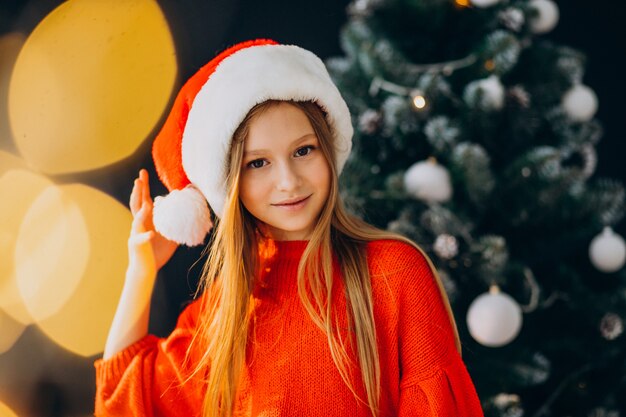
411;90;427;110
455;0;471;7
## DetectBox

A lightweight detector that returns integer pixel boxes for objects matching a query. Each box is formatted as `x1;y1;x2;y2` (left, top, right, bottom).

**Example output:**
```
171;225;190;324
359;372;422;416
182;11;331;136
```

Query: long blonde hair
189;100;460;417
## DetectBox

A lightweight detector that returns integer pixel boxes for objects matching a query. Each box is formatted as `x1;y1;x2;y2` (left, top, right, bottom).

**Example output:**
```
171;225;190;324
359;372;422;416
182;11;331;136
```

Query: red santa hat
151;39;353;246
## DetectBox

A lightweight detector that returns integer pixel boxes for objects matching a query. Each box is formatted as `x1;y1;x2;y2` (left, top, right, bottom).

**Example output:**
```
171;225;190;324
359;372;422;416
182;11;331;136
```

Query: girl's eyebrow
243;133;316;156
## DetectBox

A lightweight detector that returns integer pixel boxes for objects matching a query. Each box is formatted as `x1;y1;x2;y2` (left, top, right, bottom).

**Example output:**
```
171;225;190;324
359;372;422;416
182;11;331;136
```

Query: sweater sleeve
393;243;484;417
94;296;205;417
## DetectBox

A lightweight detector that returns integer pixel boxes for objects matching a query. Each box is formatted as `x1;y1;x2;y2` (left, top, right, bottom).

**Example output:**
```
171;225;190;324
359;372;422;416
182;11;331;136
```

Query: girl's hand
127;169;178;277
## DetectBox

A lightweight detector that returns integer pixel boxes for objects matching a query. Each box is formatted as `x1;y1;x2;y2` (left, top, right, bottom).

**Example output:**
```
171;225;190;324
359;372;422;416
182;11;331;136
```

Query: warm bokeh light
412;94;427;109
454;0;471;7
15;184;89;322
0;151;26;174
0;309;25;355
0;401;19;417
8;0;177;174
0;168;52;324
0;33;25;148
33;184;132;357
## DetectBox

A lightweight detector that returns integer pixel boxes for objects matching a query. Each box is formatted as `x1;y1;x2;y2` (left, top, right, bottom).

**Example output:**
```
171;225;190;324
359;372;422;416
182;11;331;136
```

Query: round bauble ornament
562;84;598;122
467;286;522;347
528;0;559;34
589;227;626;273
464;75;505;111
403;158;453;203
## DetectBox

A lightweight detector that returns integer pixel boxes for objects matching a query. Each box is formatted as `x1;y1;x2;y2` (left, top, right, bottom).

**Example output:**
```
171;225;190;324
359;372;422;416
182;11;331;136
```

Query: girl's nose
275;160;300;191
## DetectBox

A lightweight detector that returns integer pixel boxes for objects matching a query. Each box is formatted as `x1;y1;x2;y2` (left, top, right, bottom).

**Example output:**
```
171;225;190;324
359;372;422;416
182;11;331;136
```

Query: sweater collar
258;239;308;262
254;239;308;290
258;239;309;262
273;240;308;260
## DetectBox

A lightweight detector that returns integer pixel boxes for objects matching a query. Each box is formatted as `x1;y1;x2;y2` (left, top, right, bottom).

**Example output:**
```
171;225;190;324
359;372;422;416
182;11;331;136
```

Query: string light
368;51;477;101
411;90;427;109
455;0;471;7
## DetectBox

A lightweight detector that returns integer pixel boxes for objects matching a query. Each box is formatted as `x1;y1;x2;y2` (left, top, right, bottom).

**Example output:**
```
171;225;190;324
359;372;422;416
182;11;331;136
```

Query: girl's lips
272;195;311;210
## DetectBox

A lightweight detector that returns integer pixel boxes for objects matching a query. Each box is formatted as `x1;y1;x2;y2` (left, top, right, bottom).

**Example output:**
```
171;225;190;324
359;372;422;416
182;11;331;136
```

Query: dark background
0;0;624;415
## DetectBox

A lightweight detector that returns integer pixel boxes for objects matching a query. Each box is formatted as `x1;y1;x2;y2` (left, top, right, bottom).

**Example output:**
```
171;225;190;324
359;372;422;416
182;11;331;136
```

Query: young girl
95;39;484;417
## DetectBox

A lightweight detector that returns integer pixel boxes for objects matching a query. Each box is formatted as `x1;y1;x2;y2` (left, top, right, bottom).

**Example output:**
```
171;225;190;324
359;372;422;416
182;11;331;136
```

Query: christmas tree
326;0;626;415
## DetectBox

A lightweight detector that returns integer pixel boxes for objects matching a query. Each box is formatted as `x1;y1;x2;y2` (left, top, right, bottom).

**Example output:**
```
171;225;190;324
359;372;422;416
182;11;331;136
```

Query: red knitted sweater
94;239;484;416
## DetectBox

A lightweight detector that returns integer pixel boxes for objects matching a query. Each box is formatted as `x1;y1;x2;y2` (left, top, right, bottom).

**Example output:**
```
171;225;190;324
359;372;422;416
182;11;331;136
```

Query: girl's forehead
244;105;315;149
243;133;317;156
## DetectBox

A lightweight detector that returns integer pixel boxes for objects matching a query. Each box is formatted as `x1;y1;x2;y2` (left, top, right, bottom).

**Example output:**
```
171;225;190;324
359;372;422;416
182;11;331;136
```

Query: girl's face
239;102;331;241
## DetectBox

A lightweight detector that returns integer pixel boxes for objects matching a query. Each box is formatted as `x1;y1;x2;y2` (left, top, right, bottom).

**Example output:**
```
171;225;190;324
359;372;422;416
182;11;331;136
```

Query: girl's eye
295;145;315;157
247;159;267;169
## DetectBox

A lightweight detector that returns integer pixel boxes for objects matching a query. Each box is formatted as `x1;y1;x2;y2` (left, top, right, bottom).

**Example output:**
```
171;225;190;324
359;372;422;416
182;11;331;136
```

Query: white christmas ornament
481;76;505;110
528;0;559;34
467;286;522;347
470;0;501;8
589;227;626;273
562;84;598;122
403;158;453;203
464;75;505;111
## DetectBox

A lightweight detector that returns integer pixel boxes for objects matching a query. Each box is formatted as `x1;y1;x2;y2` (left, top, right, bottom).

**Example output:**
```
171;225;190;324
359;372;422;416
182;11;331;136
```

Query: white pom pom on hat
151;38;353;246
153;185;213;247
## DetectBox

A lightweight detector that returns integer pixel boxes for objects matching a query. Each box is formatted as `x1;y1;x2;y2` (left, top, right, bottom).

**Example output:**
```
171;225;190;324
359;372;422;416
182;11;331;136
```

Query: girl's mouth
272;195;311;210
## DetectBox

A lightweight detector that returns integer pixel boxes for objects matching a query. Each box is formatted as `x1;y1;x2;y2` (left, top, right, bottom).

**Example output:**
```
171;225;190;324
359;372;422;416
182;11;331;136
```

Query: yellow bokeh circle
0;150;25;174
15;183;90;322
31;184;132;357
0;33;26;146
8;0;177;174
0;309;25;355
0;402;19;417
0;167;52;324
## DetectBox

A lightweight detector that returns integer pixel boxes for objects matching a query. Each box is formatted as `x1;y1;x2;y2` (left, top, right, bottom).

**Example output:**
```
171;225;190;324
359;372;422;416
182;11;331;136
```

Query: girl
95;39;484;417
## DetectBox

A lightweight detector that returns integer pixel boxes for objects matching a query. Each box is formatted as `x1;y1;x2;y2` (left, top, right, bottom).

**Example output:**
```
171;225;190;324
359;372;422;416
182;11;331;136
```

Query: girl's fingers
130;207;144;234
129;178;141;215
131;202;152;234
130;169;153;215
139;169;152;205
128;230;154;247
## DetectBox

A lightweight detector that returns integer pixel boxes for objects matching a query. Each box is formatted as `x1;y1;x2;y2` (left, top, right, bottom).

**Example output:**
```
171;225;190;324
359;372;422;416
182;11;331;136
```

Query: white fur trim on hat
153;185;213;246
182;44;353;218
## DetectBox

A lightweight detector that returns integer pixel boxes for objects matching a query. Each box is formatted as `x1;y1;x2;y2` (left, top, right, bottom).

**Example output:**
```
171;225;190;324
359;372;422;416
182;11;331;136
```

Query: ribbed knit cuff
94;334;159;385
